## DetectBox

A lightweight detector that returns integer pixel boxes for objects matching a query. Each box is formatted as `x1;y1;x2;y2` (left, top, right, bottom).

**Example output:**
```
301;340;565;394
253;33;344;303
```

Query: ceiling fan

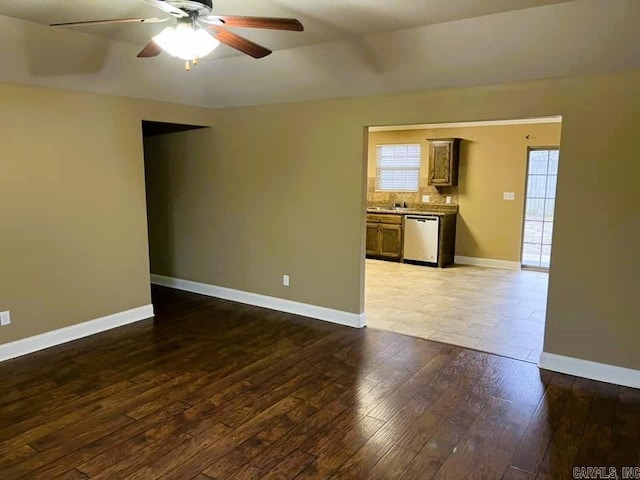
49;0;304;70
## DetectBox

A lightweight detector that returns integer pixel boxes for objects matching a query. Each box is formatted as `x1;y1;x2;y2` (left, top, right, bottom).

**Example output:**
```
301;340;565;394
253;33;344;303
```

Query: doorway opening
141;120;211;294
363;117;562;363
521;148;559;270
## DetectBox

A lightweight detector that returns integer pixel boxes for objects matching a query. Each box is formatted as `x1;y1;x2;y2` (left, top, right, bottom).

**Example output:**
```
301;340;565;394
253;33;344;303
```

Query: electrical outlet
0;311;10;326
445;196;452;204
422;195;430;203
503;192;516;201
283;275;290;287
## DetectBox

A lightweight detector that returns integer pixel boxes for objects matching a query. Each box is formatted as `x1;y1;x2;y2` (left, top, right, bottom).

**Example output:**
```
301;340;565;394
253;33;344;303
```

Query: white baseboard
539;352;640;389
0;304;154;363
455;255;521;270
151;274;366;329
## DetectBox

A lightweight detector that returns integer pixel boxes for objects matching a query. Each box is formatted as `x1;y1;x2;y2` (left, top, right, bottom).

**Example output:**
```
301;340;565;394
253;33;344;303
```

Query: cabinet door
380;224;402;258
366;223;380;255
428;139;459;186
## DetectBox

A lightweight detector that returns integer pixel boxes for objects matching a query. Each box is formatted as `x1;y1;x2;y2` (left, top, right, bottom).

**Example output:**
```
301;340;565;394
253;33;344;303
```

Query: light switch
503;192;516;201
445;196;452;204
422;195;430;203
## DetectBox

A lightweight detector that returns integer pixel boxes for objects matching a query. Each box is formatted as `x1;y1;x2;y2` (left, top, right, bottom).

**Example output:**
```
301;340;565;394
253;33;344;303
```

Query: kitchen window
376;143;421;192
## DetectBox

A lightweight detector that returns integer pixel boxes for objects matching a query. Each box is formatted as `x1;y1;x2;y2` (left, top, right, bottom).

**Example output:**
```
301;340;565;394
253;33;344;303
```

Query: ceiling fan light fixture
153;23;219;61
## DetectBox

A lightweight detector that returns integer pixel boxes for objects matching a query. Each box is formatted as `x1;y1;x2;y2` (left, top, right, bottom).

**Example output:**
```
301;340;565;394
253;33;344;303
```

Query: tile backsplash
367;177;458;210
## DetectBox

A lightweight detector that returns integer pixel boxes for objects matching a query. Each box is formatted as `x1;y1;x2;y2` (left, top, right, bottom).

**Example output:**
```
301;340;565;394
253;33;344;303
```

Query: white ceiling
0;0;575;57
0;0;638;108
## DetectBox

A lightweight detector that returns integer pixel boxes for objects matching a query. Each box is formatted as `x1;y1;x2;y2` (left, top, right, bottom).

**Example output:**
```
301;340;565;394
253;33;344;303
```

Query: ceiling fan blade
137;40;162;58
50;17;169;28
210;26;272;59
138;0;187;18
216;16;304;32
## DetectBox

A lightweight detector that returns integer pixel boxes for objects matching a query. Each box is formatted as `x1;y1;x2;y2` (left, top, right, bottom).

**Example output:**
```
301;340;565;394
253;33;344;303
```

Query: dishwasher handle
406;215;438;222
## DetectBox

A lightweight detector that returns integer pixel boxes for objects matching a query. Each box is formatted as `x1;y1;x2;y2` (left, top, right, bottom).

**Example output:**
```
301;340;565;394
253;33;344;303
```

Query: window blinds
376;144;421;192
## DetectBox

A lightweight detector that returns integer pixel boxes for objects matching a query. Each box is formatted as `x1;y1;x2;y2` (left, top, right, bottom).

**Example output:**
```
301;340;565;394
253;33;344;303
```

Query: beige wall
367;124;562;261
1;69;639;373
0;83;212;346
143;112;365;314
0;84;149;344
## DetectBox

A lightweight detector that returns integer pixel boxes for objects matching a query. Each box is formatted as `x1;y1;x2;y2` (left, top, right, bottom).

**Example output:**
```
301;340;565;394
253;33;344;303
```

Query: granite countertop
366;207;457;216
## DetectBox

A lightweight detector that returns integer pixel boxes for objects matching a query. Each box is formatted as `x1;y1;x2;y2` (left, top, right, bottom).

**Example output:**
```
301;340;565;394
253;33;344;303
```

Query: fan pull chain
194;56;199;65
185;60;191;71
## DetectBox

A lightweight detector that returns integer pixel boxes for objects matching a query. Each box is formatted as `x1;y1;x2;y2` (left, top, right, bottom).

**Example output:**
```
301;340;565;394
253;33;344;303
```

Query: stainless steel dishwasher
403;215;439;264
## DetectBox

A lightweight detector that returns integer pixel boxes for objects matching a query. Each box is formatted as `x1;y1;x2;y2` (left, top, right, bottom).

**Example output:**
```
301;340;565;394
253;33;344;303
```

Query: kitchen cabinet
437;213;457;267
366;214;403;260
380;224;402;257
428;138;460;186
366;210;457;266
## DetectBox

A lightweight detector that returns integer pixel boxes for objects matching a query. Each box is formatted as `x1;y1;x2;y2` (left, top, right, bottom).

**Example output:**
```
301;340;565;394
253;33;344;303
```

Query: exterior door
522;148;559;269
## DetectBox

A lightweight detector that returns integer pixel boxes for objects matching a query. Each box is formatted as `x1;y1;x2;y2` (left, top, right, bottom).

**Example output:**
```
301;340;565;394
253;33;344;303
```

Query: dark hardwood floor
1;286;639;479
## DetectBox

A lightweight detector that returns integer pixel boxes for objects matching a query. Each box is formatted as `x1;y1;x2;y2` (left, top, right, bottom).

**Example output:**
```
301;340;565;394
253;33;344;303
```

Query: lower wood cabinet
366;211;457;266
365;223;380;255
366;214;403;260
379;224;402;258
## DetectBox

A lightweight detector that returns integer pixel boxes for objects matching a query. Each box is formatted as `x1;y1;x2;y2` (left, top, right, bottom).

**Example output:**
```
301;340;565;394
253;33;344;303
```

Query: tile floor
365;259;548;363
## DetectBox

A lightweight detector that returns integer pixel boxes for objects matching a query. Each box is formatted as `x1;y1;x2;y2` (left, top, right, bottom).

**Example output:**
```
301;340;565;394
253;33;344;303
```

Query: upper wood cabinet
428;138;460;186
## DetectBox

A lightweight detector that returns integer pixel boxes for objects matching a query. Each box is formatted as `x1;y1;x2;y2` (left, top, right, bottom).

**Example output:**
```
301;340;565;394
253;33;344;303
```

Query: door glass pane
544;199;555;221
542;222;554;245
546;175;558;199
541;244;552;267
524;221;543;244
522;243;542;267
526;175;547;198
525;198;545;221
529;151;548;174
548;150;559;174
